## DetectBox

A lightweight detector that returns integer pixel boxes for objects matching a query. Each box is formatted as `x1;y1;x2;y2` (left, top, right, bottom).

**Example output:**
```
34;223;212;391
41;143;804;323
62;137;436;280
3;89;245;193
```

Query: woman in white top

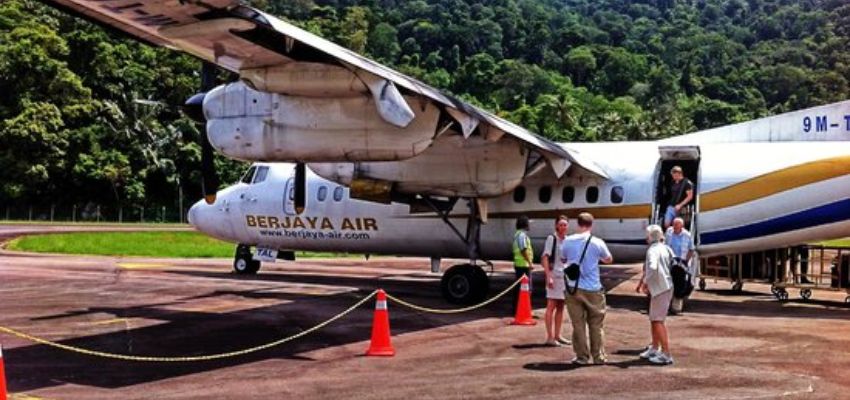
636;224;675;365
541;216;569;346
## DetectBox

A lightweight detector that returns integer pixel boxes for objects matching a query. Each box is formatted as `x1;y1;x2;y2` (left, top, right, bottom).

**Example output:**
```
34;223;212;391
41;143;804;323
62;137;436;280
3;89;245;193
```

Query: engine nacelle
203;81;440;162
310;134;529;198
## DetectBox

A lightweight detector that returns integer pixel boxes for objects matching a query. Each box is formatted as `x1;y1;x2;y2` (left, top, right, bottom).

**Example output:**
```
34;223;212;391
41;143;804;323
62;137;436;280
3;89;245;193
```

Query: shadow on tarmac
10;267;614;392
606;289;850;321
25;264;850;391
523;358;657;372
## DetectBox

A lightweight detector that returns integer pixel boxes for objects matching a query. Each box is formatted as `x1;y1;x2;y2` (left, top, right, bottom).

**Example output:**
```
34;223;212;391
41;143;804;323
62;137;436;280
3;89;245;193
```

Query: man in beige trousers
560;213;613;364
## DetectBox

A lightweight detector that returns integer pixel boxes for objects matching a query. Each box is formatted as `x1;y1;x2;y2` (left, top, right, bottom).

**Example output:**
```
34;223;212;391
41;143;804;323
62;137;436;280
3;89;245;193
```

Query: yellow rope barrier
0;290;377;362
385;276;523;314
0;276;526;362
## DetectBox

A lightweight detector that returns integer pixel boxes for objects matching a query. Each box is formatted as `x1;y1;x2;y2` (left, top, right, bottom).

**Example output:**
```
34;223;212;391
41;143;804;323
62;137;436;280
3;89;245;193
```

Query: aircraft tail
661;100;850;144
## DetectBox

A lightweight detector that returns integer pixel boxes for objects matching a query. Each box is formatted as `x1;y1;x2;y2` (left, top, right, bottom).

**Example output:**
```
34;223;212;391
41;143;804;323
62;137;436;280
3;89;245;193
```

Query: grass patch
7;231;234;258
5;231;362;259
817;238;850;247
0;220;188;227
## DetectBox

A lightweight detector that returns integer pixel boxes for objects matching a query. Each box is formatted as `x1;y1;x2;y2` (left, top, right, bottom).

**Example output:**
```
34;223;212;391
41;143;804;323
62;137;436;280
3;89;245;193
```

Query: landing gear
423;197;493;303
698;278;706;291
234;244;260;274
799;288;812;300
441;264;489;304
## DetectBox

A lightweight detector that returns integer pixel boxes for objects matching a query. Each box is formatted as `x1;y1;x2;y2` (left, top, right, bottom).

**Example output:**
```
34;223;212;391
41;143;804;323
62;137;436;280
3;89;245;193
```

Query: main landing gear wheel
800;288;812;300
773;288;789;301
233;244;260;274
441;264;489;305
698;278;706;291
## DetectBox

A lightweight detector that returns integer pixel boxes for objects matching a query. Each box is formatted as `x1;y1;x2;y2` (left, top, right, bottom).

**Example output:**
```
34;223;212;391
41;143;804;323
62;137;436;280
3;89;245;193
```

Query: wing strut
422;197;493;271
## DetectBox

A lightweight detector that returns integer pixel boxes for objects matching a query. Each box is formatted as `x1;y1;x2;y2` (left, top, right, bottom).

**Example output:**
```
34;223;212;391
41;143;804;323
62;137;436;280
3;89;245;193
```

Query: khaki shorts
546;272;566;300
649;290;673;322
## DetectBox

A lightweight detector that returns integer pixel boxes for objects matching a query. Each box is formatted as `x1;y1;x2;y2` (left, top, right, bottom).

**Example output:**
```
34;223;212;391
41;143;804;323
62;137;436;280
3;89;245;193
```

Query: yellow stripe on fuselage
400;156;850;221
701;155;850;212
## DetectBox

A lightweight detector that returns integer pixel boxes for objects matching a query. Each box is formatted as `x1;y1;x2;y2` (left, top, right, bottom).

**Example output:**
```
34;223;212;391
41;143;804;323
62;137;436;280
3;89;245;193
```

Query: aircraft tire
441;264;489;305
234;245;261;274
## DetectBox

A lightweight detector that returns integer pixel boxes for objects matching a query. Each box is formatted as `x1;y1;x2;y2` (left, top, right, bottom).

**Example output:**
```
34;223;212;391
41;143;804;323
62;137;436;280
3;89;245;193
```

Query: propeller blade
197;62;219;204
200;131;220;204
294;162;306;214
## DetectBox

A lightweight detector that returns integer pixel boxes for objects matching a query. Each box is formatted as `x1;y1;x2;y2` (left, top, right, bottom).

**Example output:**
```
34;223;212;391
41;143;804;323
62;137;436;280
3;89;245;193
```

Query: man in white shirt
665;217;696;314
637;225;675;365
560;212;613;365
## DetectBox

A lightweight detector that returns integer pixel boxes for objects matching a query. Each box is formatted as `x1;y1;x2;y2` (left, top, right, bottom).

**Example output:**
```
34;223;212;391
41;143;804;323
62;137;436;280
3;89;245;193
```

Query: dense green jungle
1;0;848;214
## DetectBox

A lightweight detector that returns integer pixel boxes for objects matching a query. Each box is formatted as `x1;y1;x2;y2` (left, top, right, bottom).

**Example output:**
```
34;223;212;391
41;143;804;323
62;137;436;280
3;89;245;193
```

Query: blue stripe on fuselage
701;198;850;245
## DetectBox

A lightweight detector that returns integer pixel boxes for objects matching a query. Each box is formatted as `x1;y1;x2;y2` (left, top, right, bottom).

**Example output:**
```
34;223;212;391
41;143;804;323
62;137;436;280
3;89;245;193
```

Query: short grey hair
673;217;685;225
646;224;664;243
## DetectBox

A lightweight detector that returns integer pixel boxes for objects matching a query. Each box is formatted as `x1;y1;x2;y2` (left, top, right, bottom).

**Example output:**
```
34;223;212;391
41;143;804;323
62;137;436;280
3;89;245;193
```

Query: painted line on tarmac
116;262;176;270
88;318;131;326
10;394;51;400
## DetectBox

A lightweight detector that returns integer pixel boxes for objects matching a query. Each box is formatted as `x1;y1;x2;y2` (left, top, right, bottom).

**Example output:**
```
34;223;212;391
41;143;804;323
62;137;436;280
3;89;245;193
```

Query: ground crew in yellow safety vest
512;216;534;310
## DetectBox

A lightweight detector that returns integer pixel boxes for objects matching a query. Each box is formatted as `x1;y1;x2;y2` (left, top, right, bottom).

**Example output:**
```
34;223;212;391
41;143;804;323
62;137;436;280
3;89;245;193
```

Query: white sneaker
639;346;658;359
649;352;674;365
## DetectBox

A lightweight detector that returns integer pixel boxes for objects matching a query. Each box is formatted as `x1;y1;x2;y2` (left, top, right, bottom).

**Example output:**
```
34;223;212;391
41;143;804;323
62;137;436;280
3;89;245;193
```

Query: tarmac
1;224;849;399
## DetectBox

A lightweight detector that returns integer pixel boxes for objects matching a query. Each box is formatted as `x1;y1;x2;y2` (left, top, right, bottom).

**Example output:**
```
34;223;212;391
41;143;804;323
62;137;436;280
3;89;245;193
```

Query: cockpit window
252;166;269;184
240;166;257;184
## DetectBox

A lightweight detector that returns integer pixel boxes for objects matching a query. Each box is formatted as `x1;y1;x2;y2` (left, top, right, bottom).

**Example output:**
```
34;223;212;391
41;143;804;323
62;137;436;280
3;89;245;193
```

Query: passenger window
252;166;269;184
333;186;344;202
586;186;599;203
539;186;552;203
562;187;575;203
611;186;624;204
513;186;526;203
240;166;256;184
317;186;328;202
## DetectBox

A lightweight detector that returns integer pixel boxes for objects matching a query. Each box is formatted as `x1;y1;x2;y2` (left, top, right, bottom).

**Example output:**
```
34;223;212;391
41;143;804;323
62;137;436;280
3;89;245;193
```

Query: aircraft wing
40;0;610;185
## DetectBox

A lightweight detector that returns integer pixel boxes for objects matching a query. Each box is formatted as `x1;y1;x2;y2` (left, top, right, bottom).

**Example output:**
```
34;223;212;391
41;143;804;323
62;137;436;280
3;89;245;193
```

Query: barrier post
511;275;536;325
366;289;395;356
0;344;7;400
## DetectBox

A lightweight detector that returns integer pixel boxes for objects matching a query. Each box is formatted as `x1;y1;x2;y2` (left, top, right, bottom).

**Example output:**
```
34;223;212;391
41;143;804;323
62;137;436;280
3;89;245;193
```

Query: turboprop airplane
41;0;850;303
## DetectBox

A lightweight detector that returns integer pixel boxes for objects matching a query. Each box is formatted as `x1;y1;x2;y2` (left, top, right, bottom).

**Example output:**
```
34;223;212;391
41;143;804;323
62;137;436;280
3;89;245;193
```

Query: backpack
670;256;694;298
564;236;592;295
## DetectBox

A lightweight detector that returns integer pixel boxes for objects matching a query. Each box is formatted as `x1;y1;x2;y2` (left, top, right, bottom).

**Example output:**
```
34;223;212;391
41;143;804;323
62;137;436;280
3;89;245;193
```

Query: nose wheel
234;244;261;274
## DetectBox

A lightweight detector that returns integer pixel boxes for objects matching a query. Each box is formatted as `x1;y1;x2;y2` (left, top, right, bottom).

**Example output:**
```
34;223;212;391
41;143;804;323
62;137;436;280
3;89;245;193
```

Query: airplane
40;0;850;304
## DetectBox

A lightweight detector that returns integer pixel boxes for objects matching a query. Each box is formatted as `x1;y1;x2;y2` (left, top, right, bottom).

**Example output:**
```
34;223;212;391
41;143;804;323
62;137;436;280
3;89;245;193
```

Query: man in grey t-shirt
560;212;613;364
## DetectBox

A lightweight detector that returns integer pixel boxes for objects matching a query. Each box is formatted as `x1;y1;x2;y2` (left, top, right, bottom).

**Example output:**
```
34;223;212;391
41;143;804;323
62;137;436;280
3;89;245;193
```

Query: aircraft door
653;146;701;243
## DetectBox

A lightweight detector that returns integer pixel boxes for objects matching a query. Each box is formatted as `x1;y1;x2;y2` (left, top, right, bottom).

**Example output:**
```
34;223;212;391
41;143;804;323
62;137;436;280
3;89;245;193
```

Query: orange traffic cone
511;275;536;325
366;289;395;356
0;344;7;400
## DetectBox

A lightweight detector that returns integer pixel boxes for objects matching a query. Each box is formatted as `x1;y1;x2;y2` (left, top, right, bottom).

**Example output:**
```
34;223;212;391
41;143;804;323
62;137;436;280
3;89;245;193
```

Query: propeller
183;62;220;205
294;162;306;214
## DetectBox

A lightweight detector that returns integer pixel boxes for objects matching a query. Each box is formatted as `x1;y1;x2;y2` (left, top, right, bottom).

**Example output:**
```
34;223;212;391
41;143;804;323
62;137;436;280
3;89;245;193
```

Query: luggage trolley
769;245;850;303
699;249;789;293
699;245;850;303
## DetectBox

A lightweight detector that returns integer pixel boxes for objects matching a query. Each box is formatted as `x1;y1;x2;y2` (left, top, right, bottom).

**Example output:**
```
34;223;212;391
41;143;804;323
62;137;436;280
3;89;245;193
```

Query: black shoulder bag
546;234;557;266
564;236;592;295
668;247;694;298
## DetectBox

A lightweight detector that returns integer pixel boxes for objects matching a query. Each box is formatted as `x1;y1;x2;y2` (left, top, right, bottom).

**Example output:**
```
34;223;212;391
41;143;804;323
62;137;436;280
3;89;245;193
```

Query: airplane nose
187;199;204;229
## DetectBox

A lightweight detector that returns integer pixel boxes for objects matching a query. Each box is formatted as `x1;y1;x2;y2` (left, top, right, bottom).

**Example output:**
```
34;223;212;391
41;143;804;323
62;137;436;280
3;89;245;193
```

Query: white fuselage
188;141;850;264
